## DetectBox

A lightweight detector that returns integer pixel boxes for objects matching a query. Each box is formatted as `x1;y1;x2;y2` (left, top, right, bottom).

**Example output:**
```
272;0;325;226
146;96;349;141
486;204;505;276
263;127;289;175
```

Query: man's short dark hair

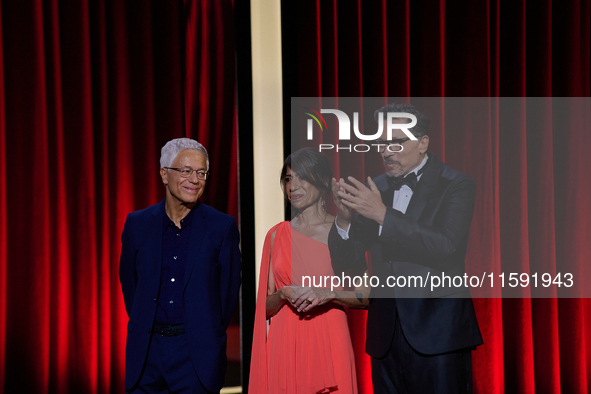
374;103;430;138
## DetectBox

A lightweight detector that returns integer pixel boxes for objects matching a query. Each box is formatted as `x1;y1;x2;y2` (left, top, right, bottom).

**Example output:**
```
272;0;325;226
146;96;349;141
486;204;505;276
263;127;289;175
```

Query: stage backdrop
0;1;238;392
281;1;590;393
1;0;591;393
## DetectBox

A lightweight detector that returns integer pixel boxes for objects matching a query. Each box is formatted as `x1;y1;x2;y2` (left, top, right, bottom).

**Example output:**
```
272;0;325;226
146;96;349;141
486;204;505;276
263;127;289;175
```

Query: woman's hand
277;285;296;301
266;285;297;319
288;285;336;313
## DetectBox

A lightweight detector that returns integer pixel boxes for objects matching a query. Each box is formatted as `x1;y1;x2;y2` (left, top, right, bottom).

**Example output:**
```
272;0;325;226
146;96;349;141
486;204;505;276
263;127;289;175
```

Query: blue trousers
128;333;212;394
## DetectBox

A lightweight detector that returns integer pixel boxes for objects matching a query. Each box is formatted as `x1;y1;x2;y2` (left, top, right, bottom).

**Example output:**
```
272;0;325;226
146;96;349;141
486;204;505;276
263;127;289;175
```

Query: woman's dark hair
280;148;333;202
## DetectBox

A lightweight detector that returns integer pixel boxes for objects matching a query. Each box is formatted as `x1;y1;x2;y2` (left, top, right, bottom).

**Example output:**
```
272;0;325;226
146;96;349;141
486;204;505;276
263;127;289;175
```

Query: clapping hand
336;176;387;226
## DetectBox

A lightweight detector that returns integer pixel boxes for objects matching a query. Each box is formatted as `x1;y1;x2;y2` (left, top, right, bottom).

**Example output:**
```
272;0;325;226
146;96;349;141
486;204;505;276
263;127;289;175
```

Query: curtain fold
0;3;6;393
0;1;237;392
283;1;591;393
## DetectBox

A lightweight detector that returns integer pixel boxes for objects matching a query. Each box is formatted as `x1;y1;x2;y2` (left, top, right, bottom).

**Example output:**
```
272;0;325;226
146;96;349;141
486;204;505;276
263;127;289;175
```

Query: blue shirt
154;206;196;324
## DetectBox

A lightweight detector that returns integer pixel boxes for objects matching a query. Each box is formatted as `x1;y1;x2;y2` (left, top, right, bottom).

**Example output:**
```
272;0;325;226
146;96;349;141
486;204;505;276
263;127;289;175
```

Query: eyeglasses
165;167;209;180
375;137;412;152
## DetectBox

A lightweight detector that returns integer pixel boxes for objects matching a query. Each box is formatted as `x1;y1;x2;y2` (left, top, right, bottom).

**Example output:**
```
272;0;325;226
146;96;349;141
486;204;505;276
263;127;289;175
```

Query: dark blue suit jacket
119;199;241;391
329;153;482;357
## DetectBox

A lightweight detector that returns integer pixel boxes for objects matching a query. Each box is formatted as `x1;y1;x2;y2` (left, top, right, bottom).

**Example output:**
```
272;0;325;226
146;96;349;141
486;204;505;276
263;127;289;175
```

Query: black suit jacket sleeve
328;220;373;277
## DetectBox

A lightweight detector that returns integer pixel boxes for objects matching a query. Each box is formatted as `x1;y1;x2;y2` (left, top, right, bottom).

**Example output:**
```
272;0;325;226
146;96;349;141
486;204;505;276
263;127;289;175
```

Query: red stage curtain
0;1;238;392
284;1;590;393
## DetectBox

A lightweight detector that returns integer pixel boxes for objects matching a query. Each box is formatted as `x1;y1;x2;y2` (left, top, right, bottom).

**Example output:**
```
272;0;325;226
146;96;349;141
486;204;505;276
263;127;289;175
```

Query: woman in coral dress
249;148;369;394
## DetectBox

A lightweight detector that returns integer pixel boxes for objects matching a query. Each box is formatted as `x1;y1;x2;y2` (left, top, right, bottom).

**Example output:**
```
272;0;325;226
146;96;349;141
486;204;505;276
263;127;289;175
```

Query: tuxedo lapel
183;203;208;289
405;181;434;220
405;153;442;220
374;173;393;207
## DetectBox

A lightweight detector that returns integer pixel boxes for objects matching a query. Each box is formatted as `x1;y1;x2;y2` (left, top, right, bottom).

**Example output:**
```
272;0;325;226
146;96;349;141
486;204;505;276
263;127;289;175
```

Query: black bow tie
387;172;419;191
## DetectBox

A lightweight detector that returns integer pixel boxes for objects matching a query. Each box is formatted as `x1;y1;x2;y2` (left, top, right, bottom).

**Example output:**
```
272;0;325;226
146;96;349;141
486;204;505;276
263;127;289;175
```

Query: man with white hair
119;138;241;393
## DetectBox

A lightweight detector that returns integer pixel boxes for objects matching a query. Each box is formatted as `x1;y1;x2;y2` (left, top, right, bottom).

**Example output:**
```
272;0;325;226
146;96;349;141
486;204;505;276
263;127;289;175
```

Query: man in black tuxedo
329;103;483;393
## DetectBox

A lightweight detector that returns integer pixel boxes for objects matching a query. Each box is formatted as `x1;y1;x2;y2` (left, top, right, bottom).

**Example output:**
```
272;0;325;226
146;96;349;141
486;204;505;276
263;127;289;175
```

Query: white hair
160;138;209;170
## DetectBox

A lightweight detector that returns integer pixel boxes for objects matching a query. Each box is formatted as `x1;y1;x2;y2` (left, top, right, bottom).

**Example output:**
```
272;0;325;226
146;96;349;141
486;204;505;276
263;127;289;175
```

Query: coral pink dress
249;222;358;394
